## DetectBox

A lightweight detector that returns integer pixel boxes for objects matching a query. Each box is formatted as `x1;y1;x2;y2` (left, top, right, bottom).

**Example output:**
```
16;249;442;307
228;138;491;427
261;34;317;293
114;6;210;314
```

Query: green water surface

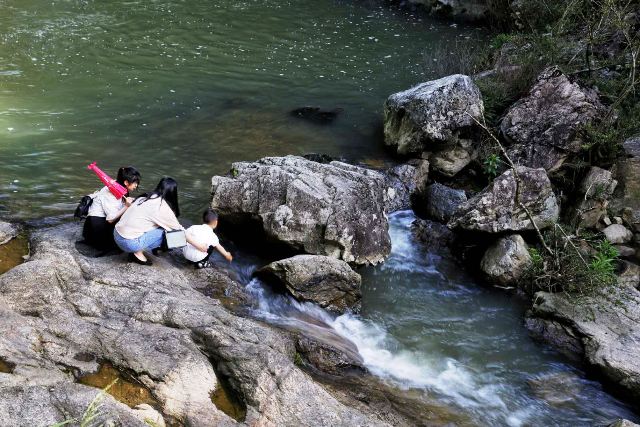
0;0;480;220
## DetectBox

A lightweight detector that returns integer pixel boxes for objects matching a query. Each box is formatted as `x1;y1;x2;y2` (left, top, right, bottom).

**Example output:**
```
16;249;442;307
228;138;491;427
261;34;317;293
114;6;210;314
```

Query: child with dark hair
183;208;232;268
83;166;141;251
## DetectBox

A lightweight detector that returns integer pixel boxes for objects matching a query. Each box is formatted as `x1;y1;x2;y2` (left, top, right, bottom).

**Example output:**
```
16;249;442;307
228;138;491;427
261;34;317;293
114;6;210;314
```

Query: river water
0;1;637;425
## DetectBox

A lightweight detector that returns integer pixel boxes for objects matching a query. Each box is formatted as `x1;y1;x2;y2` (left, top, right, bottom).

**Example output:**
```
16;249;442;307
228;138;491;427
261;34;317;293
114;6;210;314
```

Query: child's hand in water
224;252;233;262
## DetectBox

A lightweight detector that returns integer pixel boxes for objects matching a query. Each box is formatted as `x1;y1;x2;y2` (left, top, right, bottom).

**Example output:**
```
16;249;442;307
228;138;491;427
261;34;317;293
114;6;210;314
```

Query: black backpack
74;195;94;220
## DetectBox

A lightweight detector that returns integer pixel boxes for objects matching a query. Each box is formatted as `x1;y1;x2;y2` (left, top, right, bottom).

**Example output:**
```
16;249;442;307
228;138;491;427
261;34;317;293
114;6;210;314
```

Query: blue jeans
114;228;164;253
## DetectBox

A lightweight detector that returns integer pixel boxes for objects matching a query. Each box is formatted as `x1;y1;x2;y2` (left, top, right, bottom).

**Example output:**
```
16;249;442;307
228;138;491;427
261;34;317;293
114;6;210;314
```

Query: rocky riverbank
374;19;640;415
0;222;469;426
0;2;638;424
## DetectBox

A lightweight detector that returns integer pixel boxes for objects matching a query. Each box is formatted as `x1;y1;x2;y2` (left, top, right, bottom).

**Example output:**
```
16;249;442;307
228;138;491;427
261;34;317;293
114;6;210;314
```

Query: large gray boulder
525;286;640;403
210;156;391;265
383;74;483;156
571;167;617;228
0;221;18;245
501;67;605;172
480;234;532;286
256;255;361;314
0;224;405;427
448;167;559;233
421;183;467;223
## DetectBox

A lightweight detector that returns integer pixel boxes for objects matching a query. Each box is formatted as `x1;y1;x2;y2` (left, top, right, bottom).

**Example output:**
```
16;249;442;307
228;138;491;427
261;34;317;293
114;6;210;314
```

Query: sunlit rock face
211;156;391;265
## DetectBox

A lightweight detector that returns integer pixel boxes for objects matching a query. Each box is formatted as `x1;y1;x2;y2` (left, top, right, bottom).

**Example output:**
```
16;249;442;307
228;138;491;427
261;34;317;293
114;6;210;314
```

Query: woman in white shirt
82;166;140;251
114;177;208;266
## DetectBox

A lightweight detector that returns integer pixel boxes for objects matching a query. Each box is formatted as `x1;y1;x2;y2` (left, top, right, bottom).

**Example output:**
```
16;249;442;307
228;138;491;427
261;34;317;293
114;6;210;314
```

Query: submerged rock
420;182;467;223
0;220;18;245
402;0;489;21
448;167;559;233
527;372;584;406
501;67;605;172
570;167;617;229
256;255;362;313
525;287;640;403
383;74;483;156
290;106;344;125
0;224;394;426
210;156;391;265
480;234;532;286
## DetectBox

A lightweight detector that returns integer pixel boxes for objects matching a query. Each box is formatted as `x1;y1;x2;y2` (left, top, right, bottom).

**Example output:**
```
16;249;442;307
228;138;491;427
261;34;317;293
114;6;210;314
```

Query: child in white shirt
183;209;232;268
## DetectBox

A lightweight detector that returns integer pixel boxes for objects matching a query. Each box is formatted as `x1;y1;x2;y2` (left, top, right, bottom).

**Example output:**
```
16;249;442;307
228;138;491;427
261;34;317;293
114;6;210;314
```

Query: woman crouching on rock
83;166;141;253
114;177;208;266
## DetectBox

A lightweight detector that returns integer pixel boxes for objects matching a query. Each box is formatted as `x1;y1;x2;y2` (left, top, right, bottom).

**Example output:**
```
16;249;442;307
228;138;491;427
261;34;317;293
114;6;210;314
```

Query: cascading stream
232;211;638;426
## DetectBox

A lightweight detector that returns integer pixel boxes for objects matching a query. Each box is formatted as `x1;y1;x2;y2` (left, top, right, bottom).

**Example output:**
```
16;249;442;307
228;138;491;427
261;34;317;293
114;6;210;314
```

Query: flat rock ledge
211;156;391;265
0;223;392;427
525;285;640;403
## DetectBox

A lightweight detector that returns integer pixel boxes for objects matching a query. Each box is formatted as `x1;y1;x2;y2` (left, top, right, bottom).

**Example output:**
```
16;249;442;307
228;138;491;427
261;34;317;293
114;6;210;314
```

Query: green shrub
482;153;501;179
489;33;513;51
522;225;620;298
589;240;619;283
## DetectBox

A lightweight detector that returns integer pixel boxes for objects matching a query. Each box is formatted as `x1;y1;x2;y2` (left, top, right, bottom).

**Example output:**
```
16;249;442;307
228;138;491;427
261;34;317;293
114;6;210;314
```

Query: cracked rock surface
211;156;391;265
0;223;393;426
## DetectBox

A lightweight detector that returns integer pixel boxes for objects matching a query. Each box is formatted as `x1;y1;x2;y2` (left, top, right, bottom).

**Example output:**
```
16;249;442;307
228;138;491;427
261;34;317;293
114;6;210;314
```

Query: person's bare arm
106;197;133;224
215;245;232;262
186;235;209;253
